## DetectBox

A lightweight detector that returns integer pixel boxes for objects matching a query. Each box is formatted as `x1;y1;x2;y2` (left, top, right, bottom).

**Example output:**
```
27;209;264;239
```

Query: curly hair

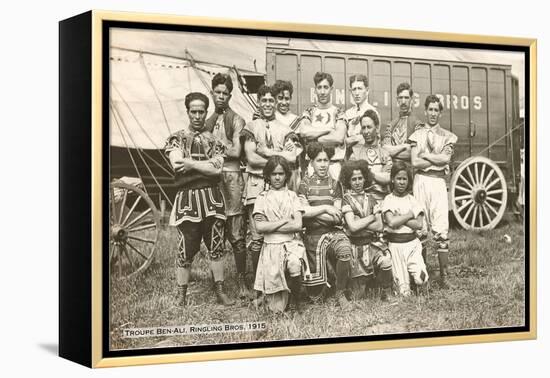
257;84;276;99
339;160;372;191
306;141;335;161
273;80;293;97
389;160;413;193
184;92;209;110
211;73;233;93
263;155;291;186
313;71;334;87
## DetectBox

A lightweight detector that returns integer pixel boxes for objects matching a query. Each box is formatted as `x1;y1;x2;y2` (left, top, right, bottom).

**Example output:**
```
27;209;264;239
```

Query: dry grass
109;218;525;351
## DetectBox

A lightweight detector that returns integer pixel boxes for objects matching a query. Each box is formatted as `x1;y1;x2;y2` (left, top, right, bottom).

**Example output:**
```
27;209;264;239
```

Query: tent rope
139;53;174;135
111;102;174;207
474;122;523;157
111;82;172;168
110;103;149;196
185;49;214;97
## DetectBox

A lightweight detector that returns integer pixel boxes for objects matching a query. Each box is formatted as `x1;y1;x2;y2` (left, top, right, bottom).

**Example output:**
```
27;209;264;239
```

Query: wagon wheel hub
474;188;487;204
111;224;128;242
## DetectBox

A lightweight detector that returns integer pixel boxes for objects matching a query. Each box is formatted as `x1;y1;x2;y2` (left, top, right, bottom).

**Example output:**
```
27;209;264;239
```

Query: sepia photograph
107;24;528;354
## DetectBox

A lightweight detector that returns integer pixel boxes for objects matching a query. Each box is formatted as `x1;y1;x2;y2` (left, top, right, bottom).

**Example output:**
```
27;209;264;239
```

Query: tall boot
250;239;262;278
233;243;253;299
378;269;393;301
287;276;302;312
437;251;450;290
238;273;255;300
214;281;235;306
421;245;428;268
336;260;351;310
175;267;190;307
175;284;188;307
210;259;235;306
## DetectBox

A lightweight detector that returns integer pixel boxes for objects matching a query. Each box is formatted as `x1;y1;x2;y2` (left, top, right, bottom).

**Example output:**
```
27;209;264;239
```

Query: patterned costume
348;143;393;202
341;191;392;279
382;193;428;295
301;104;347;180
253;189;309;312
164;129;226;267
383;112;422;164
297;174;352;290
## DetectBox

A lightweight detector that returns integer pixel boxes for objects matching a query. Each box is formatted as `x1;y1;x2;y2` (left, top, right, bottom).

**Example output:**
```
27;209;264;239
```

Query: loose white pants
413;174;449;240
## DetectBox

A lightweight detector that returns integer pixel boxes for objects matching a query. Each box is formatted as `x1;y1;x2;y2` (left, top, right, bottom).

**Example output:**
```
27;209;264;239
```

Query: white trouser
413;174;449;240
389;239;428;296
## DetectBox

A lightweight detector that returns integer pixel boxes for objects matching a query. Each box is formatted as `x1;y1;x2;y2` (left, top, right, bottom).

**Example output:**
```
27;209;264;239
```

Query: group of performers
165;70;457;312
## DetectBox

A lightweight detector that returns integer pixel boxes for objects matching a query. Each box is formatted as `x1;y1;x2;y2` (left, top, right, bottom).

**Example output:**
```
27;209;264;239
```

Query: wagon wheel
109;182;161;279
450;156;508;230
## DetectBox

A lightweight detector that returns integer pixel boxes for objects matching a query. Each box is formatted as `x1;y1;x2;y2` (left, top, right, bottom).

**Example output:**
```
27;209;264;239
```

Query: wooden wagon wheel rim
450;156;507;230
109;181;161;279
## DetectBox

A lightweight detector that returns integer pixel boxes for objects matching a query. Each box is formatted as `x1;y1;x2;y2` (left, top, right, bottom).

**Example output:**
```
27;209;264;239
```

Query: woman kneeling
382;161;429;296
253;156;307;312
340;160;393;301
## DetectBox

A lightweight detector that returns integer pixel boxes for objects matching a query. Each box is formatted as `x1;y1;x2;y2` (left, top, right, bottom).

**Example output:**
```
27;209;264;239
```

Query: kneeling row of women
253;150;429;312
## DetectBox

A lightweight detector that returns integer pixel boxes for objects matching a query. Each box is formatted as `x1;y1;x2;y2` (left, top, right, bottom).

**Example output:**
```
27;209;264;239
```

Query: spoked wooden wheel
450;156;508;230
109;182;161;279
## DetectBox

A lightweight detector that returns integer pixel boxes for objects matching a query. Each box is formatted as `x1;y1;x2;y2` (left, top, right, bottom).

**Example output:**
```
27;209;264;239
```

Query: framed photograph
59;10;537;368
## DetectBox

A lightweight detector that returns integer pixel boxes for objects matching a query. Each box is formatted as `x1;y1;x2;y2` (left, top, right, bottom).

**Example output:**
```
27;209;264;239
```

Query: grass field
109;217;525;351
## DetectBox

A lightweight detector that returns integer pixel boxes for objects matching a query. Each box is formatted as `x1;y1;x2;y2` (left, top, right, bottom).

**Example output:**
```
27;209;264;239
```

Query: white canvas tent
110;29;267;150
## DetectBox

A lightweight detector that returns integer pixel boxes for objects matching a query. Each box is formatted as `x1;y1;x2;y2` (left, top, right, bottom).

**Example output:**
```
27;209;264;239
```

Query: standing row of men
165;70;457;307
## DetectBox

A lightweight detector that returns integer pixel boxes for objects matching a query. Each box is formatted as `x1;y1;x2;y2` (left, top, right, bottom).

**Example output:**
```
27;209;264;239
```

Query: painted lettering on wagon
309;89;483;110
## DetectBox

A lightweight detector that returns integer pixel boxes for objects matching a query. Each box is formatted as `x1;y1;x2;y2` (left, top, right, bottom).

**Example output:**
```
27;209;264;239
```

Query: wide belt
386;233;417;243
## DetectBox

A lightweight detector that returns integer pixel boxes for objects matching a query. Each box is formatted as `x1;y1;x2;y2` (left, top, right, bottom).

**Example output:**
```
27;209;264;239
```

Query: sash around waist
386;233;417;243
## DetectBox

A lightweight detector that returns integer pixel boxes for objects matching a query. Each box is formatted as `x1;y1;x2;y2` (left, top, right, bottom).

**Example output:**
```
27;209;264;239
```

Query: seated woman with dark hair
297;142;353;310
253;156;308;312
339;160;393;301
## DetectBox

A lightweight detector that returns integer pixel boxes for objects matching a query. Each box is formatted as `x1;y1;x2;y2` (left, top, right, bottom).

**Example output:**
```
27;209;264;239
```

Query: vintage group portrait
105;18;531;358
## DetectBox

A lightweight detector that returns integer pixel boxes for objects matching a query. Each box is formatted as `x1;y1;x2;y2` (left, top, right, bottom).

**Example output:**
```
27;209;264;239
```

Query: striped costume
341;191;392;279
298;174;351;289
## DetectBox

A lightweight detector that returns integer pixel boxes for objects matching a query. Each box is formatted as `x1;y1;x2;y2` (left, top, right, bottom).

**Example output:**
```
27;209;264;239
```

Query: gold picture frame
59;10;537;368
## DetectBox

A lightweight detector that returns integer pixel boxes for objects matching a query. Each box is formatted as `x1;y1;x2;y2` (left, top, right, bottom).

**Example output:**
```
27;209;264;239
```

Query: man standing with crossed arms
409;95;457;289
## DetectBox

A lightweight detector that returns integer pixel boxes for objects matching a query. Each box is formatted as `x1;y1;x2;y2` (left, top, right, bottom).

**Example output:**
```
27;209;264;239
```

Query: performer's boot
210;259;235;306
175;266;190;307
378;269;393;301
214;281;235;306
422;245;428;269
238;273;255;300
287;276;302;312
437;250;450;290
336;260;351;310
175;284;188;307
234;243;254;299
250;239;262;278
